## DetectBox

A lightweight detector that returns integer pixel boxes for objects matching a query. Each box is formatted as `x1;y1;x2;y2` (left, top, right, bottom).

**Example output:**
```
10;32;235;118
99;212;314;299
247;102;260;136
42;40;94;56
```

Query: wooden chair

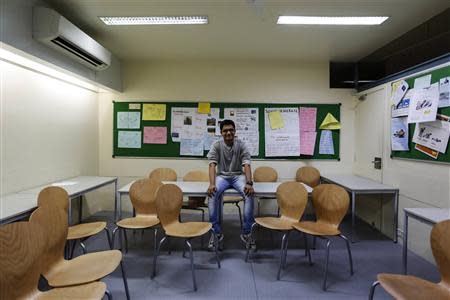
37;186;110;258
0;221;110;300
296;166;321;188
182;170;209;222
369;219;450;300
292;184;354;290
149;167;177;181
30;187;130;300
253;166;278;216
112;178;163;253
246;182;309;280
152;184;221;291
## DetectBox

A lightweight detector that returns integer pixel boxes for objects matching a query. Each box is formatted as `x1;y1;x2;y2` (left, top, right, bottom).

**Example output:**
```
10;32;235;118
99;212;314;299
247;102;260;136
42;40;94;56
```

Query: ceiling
45;0;449;63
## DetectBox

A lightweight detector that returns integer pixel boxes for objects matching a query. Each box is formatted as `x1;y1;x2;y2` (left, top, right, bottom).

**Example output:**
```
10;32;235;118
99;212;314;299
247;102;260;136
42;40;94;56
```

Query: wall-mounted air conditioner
33;7;111;71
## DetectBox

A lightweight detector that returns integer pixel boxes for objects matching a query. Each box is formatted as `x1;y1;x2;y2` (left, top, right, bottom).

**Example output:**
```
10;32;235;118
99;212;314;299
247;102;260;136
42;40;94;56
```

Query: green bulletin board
391;65;450;163
113;102;341;160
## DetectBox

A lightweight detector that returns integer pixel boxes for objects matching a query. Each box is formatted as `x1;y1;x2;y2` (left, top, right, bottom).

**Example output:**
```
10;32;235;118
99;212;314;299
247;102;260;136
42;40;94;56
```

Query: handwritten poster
300;131;317;155
299;107;317;132
264;107;300;157
180;138;204;156
117;112;140;129
143;126;167;144
319;130;334;155
118;131;141;148
412;119;450;153
143;104;166;121
407;83;439;124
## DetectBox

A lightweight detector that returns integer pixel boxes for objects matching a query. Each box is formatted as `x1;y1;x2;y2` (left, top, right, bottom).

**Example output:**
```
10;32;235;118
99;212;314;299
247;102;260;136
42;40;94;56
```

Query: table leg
114;179;118;222
402;212;408;274
351;191;356;243
394;191;399;243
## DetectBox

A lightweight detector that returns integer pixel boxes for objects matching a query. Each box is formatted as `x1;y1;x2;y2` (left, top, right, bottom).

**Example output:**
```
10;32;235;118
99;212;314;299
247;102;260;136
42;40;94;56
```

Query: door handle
372;157;382;169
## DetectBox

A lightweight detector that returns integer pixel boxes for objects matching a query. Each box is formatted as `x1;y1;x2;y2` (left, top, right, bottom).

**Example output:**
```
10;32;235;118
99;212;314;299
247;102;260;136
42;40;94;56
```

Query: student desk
116;181;313;221
0;176;117;225
402;207;450;274
320;174;399;243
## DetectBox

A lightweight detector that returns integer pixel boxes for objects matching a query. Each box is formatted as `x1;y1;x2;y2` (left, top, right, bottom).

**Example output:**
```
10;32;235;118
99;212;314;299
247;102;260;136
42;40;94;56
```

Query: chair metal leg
105;289;113;300
153;228;158;255
119;261;130;300
214;232;221;268
79;240;87;254
104;227;112;249
323;238;332;291
282;232;290;269
257;199;261;216
111;226;119;250
235;202;243;230
152;236;166;278
304;233;312;265
186;239;197;291
123;229;129;253
339;234;354;275
245;223;257;262
368;281;380;300
277;232;288;280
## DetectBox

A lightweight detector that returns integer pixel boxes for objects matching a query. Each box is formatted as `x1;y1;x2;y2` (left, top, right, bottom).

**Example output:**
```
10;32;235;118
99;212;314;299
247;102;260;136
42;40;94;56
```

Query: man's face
221;124;235;144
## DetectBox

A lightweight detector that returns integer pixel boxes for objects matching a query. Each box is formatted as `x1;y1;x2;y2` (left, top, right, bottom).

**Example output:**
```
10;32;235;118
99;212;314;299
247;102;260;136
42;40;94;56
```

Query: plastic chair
253;166;278;216
112;178;163;254
37;186;110;258
182;170;209;222
296;166;321;188
292;184;354;290
246;181;309;280
0;221;110;300
31;186;130;300
369;219;450;300
149;167;177;181
152;184;221;291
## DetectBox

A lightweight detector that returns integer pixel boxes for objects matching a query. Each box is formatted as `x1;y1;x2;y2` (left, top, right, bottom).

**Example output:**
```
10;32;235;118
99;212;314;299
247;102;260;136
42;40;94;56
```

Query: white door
353;87;385;181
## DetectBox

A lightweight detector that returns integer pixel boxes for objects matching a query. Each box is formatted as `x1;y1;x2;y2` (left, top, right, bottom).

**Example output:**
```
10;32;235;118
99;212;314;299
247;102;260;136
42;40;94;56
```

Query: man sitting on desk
207;119;255;249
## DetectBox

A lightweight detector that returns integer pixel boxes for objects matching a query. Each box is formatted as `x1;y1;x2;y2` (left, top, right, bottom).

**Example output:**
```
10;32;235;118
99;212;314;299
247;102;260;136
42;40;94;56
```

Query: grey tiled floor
73;212;440;300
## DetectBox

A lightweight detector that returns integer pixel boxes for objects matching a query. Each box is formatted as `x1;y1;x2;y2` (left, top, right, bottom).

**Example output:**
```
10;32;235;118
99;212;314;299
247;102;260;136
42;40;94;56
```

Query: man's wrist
246;181;253;186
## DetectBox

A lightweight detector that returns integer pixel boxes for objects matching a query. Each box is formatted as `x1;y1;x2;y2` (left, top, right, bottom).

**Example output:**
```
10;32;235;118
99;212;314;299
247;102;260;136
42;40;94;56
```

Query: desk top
1;176;117;224
321;174;398;192
404;207;450;224
118;181;312;196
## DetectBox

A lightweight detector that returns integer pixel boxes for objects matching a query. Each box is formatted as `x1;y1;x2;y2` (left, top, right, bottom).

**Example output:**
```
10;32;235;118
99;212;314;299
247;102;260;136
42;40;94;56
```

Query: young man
207;119;255;249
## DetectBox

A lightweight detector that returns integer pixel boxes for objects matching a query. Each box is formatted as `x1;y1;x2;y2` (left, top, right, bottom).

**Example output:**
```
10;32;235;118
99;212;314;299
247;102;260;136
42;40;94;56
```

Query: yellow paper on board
198;102;211;114
268;111;284;129
391;80;402;94
142;104;166;120
319;113;340;130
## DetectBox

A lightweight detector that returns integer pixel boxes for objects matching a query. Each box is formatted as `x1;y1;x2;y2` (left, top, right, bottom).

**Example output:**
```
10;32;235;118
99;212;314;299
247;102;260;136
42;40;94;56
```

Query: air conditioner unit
33;7;111;71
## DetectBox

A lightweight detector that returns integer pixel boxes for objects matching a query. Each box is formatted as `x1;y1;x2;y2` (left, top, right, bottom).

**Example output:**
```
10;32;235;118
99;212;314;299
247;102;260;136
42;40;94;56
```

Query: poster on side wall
264;107;300;157
438;77;450;108
390;80;409;106
392;89;413;118
407;83;439;124
391;117;409;151
412;118;450;153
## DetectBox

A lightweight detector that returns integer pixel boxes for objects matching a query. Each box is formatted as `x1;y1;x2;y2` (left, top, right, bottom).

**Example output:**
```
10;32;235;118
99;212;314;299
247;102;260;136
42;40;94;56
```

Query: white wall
98;60;355;212
0;60;99;197
355;62;450;263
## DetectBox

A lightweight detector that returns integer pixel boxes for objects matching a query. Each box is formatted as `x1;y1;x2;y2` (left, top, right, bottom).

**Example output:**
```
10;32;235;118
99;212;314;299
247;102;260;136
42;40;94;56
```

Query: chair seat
378;273;450;300
36;281;106;300
292;221;340;236
67;222;106;240
223;196;243;203
165;222;212;238
46;250;122;287
255;217;296;231
117;216;159;229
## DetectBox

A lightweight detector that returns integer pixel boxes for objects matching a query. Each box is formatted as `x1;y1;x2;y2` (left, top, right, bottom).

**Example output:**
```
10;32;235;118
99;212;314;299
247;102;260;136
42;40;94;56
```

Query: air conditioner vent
51;36;106;68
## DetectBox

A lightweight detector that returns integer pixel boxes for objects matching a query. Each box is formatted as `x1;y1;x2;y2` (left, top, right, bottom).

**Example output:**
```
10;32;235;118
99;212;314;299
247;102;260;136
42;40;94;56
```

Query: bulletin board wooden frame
113;102;341;160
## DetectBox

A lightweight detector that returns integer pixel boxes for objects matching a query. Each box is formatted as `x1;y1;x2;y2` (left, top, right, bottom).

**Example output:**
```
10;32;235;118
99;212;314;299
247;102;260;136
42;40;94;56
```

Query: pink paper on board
300;131;317;155
299;107;317;132
143;126;167;144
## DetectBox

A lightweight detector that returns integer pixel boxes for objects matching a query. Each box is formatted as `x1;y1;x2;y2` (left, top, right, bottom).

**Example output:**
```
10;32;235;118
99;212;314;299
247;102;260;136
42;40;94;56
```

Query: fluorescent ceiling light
277;16;389;25
99;16;208;25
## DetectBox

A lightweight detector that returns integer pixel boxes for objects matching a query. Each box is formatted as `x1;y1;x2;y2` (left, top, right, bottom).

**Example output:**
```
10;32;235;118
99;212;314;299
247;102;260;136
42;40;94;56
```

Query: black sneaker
208;233;224;250
240;233;255;249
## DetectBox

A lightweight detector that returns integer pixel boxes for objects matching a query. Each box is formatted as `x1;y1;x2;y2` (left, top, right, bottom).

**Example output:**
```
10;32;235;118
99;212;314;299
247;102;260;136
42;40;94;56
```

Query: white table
321;174;399;243
117;181;312;220
1;176;118;225
402;207;450;274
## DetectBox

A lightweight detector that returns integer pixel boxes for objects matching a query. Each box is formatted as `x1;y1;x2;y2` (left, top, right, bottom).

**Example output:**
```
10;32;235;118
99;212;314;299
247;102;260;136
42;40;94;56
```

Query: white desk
117;181;312;220
402;207;450;274
321;174;399;243
1;176;117;225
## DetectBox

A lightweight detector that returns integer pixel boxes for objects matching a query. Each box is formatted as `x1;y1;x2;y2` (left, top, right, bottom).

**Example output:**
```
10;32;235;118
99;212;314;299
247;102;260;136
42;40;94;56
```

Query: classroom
1;1;449;299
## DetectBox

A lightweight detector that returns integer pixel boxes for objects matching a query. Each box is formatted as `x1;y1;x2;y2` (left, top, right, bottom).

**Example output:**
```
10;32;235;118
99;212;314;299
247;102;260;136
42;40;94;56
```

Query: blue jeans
208;175;255;234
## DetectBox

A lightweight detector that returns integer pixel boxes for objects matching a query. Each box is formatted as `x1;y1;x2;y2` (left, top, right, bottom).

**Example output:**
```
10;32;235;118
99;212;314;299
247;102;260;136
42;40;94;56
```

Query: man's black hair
220;119;235;131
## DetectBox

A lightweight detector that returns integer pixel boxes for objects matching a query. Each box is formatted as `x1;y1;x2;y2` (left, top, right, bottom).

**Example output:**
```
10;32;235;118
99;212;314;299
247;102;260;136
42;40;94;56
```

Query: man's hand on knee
207;184;217;196
244;184;254;196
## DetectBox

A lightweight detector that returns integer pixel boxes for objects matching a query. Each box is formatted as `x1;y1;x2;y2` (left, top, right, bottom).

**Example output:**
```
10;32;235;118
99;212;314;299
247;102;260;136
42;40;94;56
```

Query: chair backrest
430;219;450;287
29;204;68;274
129;178;163;215
155;184;183;228
254;166;278;182
311;184;349;228
296;166;321;187
149;168;177;181
37;185;70;212
0;222;46;299
276;181;308;221
183;170;209;182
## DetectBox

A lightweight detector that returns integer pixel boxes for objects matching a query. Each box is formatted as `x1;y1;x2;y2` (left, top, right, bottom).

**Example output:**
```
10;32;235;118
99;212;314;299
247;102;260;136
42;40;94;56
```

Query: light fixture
277;16;389;25
99;16;208;25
